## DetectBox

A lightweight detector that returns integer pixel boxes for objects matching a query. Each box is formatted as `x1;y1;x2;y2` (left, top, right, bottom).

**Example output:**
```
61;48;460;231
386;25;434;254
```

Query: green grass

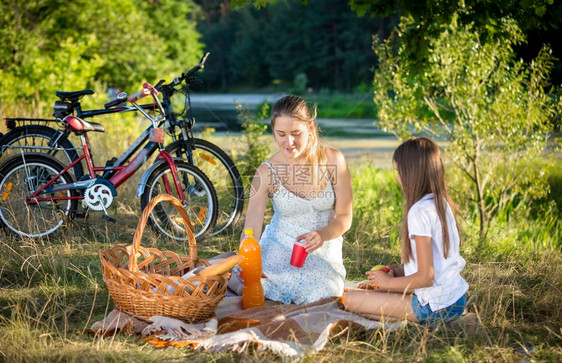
311;92;377;119
0;139;561;361
547;159;562;210
228;90;377;120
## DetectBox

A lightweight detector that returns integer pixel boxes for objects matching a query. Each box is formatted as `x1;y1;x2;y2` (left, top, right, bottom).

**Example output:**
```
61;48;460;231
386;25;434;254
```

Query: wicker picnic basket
99;194;230;322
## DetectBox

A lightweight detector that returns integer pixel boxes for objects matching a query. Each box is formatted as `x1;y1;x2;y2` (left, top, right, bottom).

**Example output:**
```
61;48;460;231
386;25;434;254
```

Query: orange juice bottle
238;228;264;309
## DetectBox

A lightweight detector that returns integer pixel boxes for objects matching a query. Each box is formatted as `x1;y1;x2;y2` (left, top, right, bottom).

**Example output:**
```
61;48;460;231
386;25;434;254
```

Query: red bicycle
0;83;218;239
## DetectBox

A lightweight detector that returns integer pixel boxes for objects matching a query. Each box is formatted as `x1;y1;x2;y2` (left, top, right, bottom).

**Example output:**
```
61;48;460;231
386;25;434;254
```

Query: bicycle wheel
166;138;244;235
0;125;84;178
0;153;78;238
140;160;218;240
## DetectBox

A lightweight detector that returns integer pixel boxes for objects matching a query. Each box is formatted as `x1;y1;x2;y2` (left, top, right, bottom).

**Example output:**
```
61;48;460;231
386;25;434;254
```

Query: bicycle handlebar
104;91;128;109
143;82;159;96
181;52;210;81
53;53;210;117
106;83;158;109
154;52;211;94
105;53;210;113
128;88;151;103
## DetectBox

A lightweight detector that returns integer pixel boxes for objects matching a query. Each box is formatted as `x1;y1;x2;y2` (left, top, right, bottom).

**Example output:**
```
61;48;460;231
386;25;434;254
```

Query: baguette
196;254;245;277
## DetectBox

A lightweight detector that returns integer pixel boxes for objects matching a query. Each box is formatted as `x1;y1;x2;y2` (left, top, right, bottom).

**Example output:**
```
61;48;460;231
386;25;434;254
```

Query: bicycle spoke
0;155;77;238
166;139;243;235
141;161;217;240
0;126;84;179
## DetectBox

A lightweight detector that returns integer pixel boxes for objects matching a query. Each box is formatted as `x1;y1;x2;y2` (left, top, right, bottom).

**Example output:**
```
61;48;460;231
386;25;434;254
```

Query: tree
350;0;562;83
139;0;203;85
227;7;271;88
373;13;560;238
0;0;107;112
349;0;561;32
231;0;562;84
0;0;203;114
197;0;383;92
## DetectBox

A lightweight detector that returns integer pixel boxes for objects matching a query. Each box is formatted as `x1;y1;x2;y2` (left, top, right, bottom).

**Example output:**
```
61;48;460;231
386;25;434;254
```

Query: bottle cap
244;228;253;235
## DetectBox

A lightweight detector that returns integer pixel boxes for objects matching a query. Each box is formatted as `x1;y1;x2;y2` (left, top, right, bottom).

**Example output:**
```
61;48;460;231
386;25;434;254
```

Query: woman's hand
297;230;323;253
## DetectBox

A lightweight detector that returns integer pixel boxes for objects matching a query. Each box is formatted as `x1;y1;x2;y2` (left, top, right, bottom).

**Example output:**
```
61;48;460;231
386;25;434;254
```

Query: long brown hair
392;137;459;263
271;95;328;190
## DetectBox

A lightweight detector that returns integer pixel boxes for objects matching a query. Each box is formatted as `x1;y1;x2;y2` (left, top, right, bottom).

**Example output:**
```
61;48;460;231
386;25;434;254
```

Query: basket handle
128;194;197;272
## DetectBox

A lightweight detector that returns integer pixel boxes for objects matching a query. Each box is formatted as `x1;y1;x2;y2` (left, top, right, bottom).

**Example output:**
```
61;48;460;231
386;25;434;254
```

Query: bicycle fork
152;151;186;200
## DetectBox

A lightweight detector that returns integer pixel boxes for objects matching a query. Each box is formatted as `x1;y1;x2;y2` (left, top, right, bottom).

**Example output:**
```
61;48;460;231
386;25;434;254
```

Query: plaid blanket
89;296;405;359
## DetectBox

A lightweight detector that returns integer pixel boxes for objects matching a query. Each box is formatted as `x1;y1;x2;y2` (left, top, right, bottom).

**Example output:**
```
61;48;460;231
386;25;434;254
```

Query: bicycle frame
27;95;186;204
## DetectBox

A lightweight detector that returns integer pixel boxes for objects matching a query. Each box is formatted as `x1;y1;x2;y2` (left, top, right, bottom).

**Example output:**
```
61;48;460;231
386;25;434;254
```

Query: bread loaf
196;254;245;277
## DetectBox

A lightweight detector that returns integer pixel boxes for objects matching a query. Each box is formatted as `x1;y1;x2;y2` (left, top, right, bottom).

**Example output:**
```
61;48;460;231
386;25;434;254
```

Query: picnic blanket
89;295;406;359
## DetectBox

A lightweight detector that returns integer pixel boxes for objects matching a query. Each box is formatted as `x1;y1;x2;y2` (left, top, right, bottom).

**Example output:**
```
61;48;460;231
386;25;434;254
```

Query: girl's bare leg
342;289;418;322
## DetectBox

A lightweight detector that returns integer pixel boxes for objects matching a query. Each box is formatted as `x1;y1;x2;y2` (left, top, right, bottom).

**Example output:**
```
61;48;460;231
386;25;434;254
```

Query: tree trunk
330;12;342;91
472;146;487;240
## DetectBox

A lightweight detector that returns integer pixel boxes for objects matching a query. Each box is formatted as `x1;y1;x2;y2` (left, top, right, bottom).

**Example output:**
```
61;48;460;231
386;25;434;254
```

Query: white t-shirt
404;194;469;311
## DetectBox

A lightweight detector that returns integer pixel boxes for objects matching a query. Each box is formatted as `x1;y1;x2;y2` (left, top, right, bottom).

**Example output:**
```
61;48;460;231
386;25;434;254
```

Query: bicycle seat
55;89;95;100
64;116;105;134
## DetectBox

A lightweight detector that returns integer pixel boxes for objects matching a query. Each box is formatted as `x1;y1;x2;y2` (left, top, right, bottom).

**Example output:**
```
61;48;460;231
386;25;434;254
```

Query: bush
373;12;560;239
233;101;272;195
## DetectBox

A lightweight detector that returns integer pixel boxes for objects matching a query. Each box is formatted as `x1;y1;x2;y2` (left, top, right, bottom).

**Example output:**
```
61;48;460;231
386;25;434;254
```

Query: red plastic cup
290;242;308;268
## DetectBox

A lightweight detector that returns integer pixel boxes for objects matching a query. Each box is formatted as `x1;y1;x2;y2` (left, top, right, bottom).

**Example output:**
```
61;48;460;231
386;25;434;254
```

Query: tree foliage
373;12;560;238
231;0;561;84
0;0;202;114
195;0;391;92
236;102;271;174
350;0;561;31
350;0;562;81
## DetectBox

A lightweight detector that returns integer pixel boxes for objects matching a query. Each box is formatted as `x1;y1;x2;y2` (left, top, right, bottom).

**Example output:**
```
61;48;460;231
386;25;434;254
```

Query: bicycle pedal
102;214;116;223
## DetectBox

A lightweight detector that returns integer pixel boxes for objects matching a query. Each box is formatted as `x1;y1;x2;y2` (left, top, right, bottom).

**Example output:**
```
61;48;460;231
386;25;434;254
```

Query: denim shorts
411;293;466;325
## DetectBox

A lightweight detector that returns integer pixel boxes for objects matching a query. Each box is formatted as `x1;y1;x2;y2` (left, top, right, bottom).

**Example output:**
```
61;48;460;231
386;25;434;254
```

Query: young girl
239;95;353;304
342;137;468;324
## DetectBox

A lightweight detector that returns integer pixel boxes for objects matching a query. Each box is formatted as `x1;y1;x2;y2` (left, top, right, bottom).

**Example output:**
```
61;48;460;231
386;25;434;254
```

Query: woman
241;95;352;304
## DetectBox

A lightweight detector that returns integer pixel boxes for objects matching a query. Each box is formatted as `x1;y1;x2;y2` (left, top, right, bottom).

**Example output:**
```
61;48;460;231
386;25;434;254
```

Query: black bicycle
0;53;244;235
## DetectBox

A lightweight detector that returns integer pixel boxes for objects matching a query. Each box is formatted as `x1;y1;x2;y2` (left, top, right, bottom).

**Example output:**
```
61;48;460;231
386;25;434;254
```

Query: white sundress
259;160;346;304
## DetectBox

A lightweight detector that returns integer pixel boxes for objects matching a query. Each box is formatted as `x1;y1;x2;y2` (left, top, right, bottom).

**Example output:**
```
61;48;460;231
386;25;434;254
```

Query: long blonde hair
393;137;460;263
271;95;328;190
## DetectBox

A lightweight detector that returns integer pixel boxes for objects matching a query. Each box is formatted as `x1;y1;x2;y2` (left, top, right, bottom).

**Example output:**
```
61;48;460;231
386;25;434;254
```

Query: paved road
190;93;283;107
325;137;400;168
208;133;399;169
